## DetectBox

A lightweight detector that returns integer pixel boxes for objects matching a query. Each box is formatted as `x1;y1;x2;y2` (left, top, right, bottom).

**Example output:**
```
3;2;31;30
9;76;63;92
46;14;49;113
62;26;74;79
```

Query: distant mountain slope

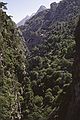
17;15;30;26
19;2;58;49
20;0;80;50
17;5;47;26
21;0;80;49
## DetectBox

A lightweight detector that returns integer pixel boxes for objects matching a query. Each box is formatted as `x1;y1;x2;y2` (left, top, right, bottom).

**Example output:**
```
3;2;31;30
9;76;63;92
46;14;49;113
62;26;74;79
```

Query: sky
1;0;61;23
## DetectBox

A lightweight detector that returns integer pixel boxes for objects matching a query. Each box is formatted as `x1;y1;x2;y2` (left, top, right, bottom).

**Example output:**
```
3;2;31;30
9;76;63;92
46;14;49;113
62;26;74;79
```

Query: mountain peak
17;15;30;26
36;5;47;14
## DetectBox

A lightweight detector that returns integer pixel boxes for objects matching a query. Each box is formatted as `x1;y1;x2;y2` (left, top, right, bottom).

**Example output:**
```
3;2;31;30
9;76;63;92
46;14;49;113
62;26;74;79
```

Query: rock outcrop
50;2;58;11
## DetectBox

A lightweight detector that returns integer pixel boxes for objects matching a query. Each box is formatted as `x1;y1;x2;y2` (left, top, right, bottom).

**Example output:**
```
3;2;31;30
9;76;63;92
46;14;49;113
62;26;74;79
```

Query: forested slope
19;0;80;120
48;16;80;120
1;0;80;120
0;2;28;120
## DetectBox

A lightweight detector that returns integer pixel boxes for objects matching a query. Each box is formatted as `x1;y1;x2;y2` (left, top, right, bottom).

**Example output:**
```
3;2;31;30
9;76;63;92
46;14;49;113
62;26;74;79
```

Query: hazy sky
1;0;61;23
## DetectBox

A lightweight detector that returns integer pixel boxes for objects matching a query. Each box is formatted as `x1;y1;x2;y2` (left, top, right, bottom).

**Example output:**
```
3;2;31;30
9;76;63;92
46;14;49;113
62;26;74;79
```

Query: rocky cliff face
53;0;80;22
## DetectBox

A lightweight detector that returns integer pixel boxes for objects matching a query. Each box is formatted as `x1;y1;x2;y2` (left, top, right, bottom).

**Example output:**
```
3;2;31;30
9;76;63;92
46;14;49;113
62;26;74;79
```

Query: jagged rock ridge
17;5;47;26
20;0;80;50
36;5;47;14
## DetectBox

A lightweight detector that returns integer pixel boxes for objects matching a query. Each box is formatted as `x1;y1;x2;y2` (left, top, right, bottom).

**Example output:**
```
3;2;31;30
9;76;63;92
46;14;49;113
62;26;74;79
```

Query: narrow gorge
0;0;80;120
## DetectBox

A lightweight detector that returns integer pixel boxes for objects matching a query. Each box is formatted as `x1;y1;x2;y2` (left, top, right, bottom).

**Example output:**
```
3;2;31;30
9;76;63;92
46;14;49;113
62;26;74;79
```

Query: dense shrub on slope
48;17;80;120
0;2;28;120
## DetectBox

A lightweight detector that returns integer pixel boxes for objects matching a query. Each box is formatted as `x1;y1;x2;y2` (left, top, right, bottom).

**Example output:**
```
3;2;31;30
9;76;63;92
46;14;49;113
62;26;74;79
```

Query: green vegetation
0;2;28;119
0;0;80;120
20;0;79;119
